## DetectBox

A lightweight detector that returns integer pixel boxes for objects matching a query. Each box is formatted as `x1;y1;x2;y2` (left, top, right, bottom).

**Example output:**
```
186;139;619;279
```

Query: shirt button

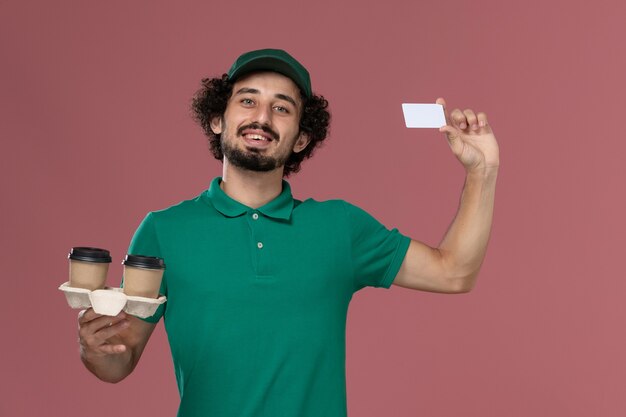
257;242;263;249
252;213;259;220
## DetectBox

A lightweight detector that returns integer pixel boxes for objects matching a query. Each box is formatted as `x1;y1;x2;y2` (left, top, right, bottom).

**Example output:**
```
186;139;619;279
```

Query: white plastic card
402;103;447;128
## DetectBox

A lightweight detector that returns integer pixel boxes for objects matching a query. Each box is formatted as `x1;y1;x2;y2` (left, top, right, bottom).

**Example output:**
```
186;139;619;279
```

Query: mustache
237;123;280;141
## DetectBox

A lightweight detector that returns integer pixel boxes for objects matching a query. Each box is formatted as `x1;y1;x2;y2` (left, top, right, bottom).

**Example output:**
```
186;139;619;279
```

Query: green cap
227;49;312;98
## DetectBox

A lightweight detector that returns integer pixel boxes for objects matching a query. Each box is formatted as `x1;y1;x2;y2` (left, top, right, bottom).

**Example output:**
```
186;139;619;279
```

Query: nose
252;103;272;125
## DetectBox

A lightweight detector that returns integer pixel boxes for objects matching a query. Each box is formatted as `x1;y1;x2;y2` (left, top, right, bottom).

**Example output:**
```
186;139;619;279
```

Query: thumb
436;97;461;149
436;97;450;126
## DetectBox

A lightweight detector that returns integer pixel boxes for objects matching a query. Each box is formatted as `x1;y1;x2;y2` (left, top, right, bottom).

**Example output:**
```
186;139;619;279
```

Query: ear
210;116;223;134
292;132;311;153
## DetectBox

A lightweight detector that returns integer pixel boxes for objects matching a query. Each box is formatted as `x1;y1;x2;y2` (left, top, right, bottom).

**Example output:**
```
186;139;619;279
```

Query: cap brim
229;57;310;98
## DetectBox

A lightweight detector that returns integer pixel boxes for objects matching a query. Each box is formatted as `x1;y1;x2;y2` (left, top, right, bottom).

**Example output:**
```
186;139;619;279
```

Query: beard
220;122;292;172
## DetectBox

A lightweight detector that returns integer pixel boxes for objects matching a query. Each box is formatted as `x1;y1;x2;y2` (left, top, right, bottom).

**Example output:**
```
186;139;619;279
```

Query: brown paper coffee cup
68;247;112;290
122;255;165;298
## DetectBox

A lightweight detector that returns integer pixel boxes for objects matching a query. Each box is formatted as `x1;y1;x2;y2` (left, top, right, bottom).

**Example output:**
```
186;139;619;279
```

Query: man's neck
220;160;285;209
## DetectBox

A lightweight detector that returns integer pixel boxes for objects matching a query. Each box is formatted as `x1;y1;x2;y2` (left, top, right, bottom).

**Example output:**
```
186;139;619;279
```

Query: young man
78;49;499;417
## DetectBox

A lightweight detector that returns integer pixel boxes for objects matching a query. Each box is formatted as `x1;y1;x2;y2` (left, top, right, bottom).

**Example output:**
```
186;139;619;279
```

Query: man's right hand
77;308;156;383
78;309;130;356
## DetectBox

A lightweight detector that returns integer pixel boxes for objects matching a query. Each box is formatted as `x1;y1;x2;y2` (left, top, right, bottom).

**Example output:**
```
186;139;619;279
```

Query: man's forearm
438;168;498;286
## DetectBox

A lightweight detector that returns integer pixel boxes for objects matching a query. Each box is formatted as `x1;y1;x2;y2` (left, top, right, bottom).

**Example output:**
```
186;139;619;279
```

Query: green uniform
129;177;410;417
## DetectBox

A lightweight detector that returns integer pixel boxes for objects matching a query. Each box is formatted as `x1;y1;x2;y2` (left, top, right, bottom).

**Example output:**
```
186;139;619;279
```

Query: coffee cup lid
122;254;165;270
68;247;112;263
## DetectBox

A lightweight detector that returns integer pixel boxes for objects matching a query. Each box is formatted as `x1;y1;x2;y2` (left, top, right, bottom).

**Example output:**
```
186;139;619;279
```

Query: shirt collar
204;177;294;220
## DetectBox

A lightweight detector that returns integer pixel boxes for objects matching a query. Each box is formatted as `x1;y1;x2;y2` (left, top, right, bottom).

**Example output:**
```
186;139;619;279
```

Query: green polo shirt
128;177;410;417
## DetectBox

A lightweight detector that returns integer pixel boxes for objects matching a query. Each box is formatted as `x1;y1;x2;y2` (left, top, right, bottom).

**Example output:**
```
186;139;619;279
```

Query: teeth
246;134;268;141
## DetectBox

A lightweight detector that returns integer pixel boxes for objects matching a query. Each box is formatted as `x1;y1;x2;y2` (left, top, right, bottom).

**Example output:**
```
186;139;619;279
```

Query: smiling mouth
237;123;280;142
243;133;273;142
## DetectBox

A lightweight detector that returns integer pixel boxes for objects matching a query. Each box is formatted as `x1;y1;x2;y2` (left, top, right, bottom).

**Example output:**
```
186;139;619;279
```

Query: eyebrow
234;88;298;108
275;93;297;108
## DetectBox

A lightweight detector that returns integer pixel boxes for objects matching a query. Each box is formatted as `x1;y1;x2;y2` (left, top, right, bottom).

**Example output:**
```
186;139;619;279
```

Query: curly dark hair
191;73;331;176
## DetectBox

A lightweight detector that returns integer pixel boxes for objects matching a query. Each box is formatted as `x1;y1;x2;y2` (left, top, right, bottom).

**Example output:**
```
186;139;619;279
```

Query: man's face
210;71;310;172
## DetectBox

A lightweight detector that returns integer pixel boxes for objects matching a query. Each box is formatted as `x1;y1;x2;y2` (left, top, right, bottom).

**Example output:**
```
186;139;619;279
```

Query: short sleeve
125;212;166;323
343;202;411;291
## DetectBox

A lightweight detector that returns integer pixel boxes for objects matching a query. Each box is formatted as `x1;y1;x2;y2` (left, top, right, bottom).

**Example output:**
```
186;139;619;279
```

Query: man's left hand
437;98;500;174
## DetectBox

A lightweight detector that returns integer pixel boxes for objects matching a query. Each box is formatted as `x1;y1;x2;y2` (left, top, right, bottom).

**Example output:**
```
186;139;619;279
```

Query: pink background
1;0;625;416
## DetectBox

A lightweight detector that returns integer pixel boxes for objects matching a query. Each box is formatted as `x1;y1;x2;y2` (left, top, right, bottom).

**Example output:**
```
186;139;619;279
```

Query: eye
240;98;255;106
273;105;289;114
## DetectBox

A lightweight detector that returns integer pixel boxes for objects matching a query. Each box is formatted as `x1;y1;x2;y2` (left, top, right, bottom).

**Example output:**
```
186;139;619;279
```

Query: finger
463;109;478;131
79;319;130;350
96;343;127;355
79;312;127;340
477;112;489;127
439;125;463;149
94;319;130;340
449;108;467;130
78;308;101;325
79;307;127;324
93;313;128;332
435;98;451;127
79;308;126;324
